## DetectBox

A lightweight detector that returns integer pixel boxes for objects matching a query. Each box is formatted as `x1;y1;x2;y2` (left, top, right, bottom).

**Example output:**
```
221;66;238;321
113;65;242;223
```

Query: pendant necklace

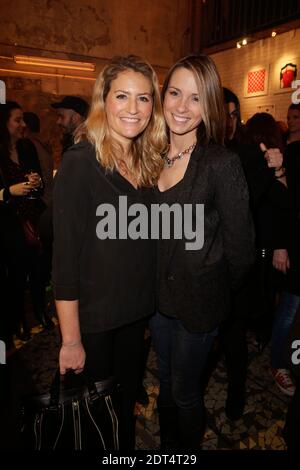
163;142;196;168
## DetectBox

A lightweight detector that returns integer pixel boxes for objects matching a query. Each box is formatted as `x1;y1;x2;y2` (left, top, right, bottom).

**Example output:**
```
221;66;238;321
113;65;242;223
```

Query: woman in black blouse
53;55;166;449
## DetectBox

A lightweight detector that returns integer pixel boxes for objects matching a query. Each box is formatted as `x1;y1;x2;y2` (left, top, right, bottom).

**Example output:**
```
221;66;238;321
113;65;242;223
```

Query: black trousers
0;205;26;339
223;256;278;394
26;244;47;324
81;317;147;450
223;315;248;394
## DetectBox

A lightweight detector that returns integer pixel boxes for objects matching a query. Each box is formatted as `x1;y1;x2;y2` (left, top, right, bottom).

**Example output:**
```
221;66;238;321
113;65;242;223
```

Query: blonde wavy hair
161;54;225;146
76;55;167;187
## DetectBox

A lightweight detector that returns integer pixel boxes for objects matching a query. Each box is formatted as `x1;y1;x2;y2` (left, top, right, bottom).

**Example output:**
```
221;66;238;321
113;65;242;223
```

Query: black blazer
158;143;255;333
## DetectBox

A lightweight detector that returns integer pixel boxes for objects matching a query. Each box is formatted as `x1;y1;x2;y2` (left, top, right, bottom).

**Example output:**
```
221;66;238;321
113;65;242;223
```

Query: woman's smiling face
105;69;153;149
7;108;26;141
163;67;202;140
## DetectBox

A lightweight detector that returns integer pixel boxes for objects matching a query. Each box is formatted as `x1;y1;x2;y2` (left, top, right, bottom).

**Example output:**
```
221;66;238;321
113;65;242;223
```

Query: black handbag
19;371;120;450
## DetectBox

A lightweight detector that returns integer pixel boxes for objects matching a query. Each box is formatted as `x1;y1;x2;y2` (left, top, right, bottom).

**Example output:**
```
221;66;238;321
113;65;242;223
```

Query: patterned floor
3;310;290;451
136;340;289;450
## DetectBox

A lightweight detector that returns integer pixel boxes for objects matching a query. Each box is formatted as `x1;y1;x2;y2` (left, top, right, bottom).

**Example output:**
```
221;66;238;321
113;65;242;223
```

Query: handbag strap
49;369;104;404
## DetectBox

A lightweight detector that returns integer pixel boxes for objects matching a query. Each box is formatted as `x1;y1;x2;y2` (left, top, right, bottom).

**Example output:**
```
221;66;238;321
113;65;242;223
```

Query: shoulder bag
19;370;120;450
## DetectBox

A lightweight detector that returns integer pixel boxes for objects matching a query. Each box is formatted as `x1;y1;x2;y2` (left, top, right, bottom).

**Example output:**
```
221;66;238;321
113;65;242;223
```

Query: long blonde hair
161;54;225;146
76;55;167;187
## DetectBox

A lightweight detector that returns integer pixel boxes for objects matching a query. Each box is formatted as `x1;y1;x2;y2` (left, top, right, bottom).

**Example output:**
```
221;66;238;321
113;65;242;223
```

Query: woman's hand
260;143;283;169
273;249;290;274
59;340;86;375
9;182;34;197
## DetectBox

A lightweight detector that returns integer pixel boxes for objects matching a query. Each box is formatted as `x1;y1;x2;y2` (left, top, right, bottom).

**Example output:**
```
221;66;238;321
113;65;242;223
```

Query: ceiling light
271;31;277;37
0;67;96;81
237;38;248;48
14;55;95;72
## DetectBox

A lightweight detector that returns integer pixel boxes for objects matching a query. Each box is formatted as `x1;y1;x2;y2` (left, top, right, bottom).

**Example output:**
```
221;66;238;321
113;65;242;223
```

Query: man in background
51;95;89;153
223;87;243;148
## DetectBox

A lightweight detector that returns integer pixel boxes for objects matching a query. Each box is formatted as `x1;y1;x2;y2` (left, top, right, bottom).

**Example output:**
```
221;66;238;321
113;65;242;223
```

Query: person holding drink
0;101;53;341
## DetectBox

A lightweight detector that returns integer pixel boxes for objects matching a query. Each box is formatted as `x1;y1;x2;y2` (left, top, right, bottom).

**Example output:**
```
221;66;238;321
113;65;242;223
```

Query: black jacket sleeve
52;148;92;300
237;144;274;208
214;152;256;290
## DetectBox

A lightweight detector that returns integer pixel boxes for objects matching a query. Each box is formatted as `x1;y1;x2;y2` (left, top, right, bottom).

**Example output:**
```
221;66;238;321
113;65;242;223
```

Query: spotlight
271;31;277;37
242;38;247;46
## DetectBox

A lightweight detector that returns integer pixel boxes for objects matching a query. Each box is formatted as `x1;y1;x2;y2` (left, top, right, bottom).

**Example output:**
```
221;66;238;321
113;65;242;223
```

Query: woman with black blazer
149;54;255;450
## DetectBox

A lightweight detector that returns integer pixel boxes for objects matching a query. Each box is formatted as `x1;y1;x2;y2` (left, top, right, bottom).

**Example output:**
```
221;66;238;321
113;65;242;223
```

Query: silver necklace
163;143;196;168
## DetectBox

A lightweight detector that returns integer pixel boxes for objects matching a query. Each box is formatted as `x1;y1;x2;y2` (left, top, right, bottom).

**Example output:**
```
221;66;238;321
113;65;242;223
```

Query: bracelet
62;340;82;348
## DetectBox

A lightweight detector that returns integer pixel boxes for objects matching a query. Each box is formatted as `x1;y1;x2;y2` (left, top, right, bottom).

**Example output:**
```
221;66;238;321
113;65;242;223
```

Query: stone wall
0;0;197;166
0;0;193;69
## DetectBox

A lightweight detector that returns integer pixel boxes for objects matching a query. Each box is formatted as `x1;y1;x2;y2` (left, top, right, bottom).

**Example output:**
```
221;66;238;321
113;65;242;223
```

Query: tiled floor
135;338;289;450
2;313;290;451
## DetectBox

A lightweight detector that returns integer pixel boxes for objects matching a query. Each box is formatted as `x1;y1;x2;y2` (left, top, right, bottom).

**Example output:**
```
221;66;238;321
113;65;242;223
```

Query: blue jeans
149;312;217;448
271;292;300;369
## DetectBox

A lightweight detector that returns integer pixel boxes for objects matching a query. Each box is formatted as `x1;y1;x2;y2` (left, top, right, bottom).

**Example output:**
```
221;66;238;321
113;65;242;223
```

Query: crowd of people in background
0;95;89;349
0;52;300;451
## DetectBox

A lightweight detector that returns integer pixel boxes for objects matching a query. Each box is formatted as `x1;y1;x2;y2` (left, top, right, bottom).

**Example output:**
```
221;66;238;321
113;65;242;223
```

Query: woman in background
0;101;50;342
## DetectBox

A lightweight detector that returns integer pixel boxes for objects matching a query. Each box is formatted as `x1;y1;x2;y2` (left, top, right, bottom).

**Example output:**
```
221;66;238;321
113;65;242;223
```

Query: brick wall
211;28;300;124
0;0;196;166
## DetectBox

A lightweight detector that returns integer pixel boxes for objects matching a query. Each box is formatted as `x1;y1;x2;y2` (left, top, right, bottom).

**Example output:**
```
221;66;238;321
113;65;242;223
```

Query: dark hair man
51;96;89;152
